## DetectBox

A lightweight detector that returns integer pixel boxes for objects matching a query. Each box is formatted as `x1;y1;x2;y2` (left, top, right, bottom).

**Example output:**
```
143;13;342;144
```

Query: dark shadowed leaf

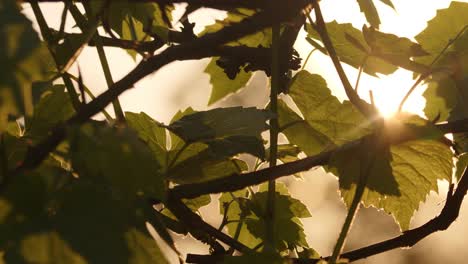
167;107;271;143
0;2;52;130
69;122;166;202
25;85;75;142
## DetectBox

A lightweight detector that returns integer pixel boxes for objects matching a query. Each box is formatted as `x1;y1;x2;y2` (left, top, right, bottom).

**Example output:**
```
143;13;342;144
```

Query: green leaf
415;1;468;66
126;110;254;184
0;2;52;130
69;122;166;202
167;107;271;143
422;77;458;122
418;2;468;152
266;144;301;164
455;153;468;182
90;1;172;58
356;0;381;28
219;183;311;251
125;111;168;167
218;190;262;249
280;71;371;156
307;21;397;76
183;195;211;212
25;85;75;142
200;9;272;47
202;10;271;104
205;57;252;105
246;183;311;250
329;116;453;230
167;142;248;184
0;167;169;264
362;26;428;59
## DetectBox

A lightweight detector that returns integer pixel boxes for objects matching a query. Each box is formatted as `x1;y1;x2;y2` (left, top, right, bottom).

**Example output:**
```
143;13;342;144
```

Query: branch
184;169;468;263
11;0;309;181
339;168;468;262
311;1;376;119
23;0;273;11
171;118;468;199
166;193;252;253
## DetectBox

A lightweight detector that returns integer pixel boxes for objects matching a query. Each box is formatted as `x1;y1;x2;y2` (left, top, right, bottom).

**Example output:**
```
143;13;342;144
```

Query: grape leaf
167;142;248;184
246;183;311;250
167;107;271;143
415;1;468;66
125;111;168;167
0;2;52;130
205;57;252;105
329;116;453;230
362;26;428;60
90;1;172;58
219;190;262;249
307;21;397;76
280;71;371;156
69;122;166;202
126;111;257;184
219;183;311;251
202;9;271;105
25;85;75;142
0;169;169;263
356;0;381;28
422;77;458;122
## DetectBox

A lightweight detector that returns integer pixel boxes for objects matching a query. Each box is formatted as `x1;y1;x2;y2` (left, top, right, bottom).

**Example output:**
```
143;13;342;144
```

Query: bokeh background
23;1;468;263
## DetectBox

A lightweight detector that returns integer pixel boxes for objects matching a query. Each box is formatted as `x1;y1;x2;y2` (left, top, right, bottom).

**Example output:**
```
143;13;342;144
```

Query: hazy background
23;1;468;263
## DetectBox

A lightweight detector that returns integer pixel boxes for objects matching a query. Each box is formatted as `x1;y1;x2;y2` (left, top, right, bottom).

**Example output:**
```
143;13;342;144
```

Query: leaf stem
309;3;376;119
82;2;126;122
265;19;281;252
354;56;367;92
301;48;317;71
64;73;113;122
329;132;381;263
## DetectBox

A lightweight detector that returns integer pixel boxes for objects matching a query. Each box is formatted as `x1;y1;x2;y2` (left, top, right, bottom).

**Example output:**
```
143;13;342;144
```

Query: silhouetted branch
166;193;252;253
10;0;310;185
171;118;468;199
184;169;468;263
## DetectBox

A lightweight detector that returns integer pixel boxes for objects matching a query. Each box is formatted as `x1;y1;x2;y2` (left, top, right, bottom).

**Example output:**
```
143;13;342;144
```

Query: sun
358;69;427;119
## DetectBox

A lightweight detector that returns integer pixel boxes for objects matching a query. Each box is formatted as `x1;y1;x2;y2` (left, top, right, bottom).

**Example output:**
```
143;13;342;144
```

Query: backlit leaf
356;0;381;28
202;10;271;104
415;1;468;66
280;71;371;156
205;57;252;105
329;116;453;230
307;21;397;76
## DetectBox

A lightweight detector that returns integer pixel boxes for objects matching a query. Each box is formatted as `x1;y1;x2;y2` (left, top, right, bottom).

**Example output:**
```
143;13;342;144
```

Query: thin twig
309;3;376;119
170;117;468;199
